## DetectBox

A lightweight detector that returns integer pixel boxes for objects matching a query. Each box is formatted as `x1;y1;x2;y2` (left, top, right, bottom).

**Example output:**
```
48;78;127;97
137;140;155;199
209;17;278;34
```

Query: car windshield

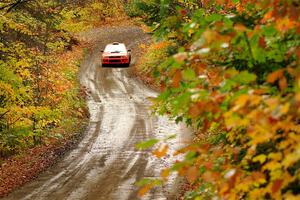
104;44;126;53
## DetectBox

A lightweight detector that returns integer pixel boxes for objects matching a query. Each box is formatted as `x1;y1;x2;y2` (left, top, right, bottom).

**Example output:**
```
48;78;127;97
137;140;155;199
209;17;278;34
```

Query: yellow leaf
249;188;267;200
253;154;267;164
250;95;262;106
282;145;300;168
268;152;282;161
235;94;249;108
252;172;266;184
140;44;146;49
283;193;300;200
161;169;170;180
203;29;219;44
280;103;290;115
250;125;273;145
263;161;281;171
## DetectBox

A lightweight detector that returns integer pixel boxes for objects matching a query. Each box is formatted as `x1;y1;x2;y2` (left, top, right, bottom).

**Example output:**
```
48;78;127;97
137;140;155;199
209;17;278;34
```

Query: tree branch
0;110;10;120
0;0;32;13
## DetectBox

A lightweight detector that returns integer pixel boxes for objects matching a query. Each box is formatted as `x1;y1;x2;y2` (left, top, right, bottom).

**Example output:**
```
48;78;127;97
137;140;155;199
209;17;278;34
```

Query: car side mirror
100;50;104;53
127;49;131;52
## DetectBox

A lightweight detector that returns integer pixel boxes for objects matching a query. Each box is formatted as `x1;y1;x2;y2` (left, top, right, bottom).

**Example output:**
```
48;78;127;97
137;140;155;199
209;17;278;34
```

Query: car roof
104;42;127;53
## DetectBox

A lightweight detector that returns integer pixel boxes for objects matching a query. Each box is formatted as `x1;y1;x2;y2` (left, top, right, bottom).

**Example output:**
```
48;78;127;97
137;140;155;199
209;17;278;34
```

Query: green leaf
206;14;222;22
220;79;237;92
135;178;163;187
233;71;257;84
136;139;159;150
185;151;197;161
135;178;152;187
183;68;196;81
262;26;277;37
164;134;177;141
171;162;185;171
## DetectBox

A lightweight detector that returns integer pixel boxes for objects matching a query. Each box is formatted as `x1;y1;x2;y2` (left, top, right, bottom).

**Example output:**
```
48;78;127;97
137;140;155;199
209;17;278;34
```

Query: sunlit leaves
136;139;159;150
0;0;110;155
129;0;300;198
182;68;196;81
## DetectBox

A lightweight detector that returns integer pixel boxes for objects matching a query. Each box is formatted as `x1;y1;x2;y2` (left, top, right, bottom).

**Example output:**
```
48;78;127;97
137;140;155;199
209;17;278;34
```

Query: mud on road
4;25;190;200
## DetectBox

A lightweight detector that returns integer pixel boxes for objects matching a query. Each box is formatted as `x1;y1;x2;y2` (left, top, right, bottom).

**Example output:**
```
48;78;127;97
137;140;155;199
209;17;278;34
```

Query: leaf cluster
0;0;121;156
131;0;300;199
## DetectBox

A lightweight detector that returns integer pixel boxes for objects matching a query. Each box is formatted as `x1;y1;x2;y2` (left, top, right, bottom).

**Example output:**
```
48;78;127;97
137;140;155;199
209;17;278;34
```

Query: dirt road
3;25;190;200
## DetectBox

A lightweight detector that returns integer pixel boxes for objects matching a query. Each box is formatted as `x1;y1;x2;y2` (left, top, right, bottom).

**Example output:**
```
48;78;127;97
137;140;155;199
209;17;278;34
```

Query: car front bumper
102;58;129;65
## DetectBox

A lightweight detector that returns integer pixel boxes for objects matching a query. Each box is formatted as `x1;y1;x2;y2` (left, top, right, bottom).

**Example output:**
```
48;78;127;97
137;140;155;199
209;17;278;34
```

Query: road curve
3;25;190;200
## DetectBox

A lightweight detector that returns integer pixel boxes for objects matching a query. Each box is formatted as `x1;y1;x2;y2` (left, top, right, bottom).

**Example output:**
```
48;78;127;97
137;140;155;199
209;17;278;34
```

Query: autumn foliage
130;0;300;199
0;0;122;157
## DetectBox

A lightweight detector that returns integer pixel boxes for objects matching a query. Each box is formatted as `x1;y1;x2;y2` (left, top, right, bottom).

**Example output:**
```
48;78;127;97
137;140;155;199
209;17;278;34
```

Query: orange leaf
197;63;207;74
234;24;247;32
202;171;214;182
296;93;300;102
259;37;267;48
204;161;213;170
161;169;170;180
202;171;220;183
174;145;199;156
287;67;295;76
138;184;153;197
279;77;287;90
189;103;202;118
272;179;283;193
276;17;299;32
153;144;168;158
267;69;284;83
186;166;198;183
172;71;182;88
262;11;273;22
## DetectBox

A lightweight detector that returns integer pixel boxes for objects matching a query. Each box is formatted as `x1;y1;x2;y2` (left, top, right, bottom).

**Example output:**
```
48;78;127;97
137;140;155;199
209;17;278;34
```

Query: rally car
101;42;131;67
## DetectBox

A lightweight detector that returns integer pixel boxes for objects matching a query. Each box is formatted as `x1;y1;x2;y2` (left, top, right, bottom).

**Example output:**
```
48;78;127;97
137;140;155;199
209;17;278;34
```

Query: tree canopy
0;0;121;156
129;0;300;199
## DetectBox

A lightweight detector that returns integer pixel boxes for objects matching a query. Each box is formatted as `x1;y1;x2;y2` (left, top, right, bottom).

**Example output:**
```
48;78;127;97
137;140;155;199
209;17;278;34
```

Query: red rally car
101;42;131;67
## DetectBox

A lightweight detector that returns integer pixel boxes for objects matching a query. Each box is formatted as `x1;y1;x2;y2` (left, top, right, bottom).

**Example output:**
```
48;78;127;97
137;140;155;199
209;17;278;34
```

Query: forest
0;0;123;156
127;0;300;199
